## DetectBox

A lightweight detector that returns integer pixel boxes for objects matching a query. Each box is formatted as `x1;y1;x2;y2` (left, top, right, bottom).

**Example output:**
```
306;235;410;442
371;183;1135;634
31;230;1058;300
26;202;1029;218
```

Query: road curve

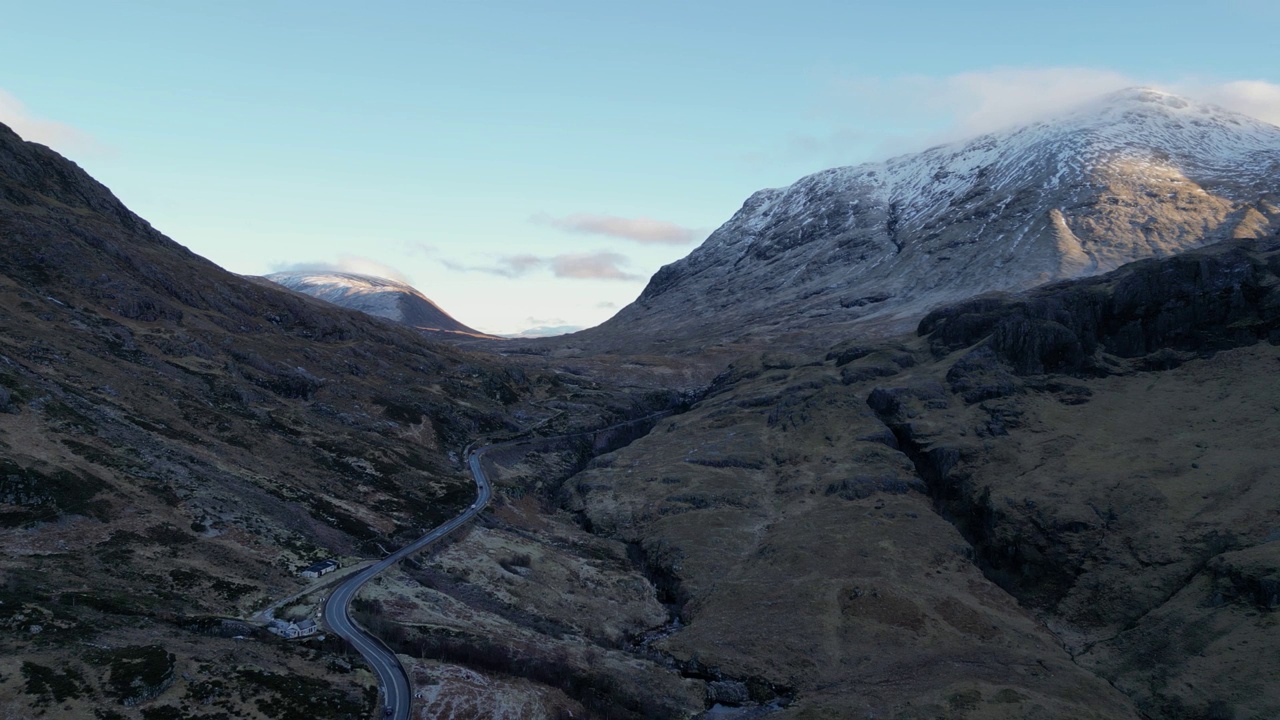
321;411;670;719
323;448;493;720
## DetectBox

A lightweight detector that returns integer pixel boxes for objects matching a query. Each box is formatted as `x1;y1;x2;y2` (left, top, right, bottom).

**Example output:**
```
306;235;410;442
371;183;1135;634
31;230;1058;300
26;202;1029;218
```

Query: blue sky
3;1;1278;334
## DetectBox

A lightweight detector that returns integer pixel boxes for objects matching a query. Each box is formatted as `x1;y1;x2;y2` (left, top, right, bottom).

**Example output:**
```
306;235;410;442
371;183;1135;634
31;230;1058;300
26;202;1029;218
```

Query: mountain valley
1;87;1279;720
375;236;1280;719
0;121;675;719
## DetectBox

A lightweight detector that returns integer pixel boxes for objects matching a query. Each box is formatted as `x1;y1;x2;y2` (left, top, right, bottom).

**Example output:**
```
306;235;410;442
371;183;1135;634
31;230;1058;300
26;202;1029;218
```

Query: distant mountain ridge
265;271;492;338
573;88;1280;352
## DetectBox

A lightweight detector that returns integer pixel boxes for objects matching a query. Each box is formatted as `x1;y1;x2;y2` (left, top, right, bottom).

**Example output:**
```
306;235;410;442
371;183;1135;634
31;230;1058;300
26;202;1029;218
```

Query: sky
2;1;1279;335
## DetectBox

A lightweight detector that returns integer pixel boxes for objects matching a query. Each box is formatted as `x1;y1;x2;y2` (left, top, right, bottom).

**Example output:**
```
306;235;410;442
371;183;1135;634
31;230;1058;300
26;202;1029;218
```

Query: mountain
384;233;1280;719
7;86;1280;720
574;88;1280;353
265;271;492;338
0;120;671;718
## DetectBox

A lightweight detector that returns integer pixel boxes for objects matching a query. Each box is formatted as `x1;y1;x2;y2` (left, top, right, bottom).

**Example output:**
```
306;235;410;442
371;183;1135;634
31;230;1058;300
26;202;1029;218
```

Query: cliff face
565;89;1280;354
920;234;1280;373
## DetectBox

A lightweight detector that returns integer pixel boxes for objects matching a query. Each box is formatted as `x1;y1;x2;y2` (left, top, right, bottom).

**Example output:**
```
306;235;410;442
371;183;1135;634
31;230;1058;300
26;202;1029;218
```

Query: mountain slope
0;120;564;717
576;88;1280;353
548;235;1280;719
265;271;492;338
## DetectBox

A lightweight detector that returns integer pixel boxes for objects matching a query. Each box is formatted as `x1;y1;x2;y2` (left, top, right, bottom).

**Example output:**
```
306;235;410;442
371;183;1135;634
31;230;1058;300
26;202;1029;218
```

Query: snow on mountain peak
265;271;487;336
588;89;1280;352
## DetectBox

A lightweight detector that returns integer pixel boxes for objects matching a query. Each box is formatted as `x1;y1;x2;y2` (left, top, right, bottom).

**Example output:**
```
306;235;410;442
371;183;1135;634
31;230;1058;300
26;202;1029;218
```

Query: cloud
895;67;1139;140
548;252;639;280
1179;79;1280;126
444;251;641;281
0;88;99;155
442;254;542;278
532;213;700;245
501;254;547;276
793;68;1280;165
270;255;411;283
508;323;582;338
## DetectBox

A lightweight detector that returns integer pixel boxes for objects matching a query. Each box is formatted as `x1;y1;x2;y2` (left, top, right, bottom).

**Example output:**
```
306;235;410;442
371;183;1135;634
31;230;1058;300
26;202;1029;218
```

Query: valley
1;86;1279;720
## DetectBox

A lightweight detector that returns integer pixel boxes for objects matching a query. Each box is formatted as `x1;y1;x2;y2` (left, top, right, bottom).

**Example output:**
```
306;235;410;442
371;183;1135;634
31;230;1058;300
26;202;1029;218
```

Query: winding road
322;447;492;720
320;411;671;719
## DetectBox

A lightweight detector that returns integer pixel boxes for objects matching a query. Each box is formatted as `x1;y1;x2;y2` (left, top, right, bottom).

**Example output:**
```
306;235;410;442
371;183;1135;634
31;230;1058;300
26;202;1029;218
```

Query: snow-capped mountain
580;88;1280;352
265;271;490;337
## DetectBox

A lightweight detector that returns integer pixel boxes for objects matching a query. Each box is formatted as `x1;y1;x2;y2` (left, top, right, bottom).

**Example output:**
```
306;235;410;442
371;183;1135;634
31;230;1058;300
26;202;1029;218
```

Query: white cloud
1177;79;1280;126
444;251;641;281
0;88;98;155
911;67;1138;139
270;255;411;283
532;212;701;245
548;252;639;280
799;68;1280;165
442;254;541;278
508;323;582;338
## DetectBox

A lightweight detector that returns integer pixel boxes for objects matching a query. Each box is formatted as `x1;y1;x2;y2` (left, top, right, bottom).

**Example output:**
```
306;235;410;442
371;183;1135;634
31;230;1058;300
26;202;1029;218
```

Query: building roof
301;559;339;573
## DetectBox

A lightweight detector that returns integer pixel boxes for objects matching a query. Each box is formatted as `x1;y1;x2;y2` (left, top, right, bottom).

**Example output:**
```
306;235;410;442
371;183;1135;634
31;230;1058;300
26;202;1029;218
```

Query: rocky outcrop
852;237;1280;719
920;235;1280;375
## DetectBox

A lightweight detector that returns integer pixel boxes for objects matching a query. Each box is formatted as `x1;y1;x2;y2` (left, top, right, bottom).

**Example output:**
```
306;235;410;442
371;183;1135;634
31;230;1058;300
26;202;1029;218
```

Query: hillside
390;235;1280;719
0;121;660;719
264;271;493;338
563;88;1280;355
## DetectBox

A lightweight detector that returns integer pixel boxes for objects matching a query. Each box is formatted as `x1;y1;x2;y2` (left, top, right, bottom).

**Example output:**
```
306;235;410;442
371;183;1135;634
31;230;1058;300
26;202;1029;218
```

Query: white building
300;559;339;578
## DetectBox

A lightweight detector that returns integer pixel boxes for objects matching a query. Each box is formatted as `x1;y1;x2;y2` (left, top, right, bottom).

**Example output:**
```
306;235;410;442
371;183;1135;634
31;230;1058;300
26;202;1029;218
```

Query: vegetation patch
87;644;176;706
209;578;257;602
21;661;87;705
140;706;185;720
42;399;98;433
234;668;369;720
145;522;196;545
0;458;110;524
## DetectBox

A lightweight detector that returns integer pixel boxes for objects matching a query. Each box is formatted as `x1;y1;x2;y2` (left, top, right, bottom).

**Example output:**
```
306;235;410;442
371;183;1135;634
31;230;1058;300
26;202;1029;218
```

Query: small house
267;619;300;639
268;618;319;639
300;559;339;579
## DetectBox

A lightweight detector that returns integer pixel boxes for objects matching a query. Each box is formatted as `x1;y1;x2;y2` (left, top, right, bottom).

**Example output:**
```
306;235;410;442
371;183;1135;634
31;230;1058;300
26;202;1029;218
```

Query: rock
707;680;751;706
945;346;1021;404
826;345;875;366
840;364;899;385
825;473;925;500
920;238;1280;376
1208;545;1280;610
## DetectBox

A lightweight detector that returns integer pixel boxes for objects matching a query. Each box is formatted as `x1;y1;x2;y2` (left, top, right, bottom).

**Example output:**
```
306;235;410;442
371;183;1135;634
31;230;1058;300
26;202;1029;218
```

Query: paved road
323;447;493;720
320;411;668;719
